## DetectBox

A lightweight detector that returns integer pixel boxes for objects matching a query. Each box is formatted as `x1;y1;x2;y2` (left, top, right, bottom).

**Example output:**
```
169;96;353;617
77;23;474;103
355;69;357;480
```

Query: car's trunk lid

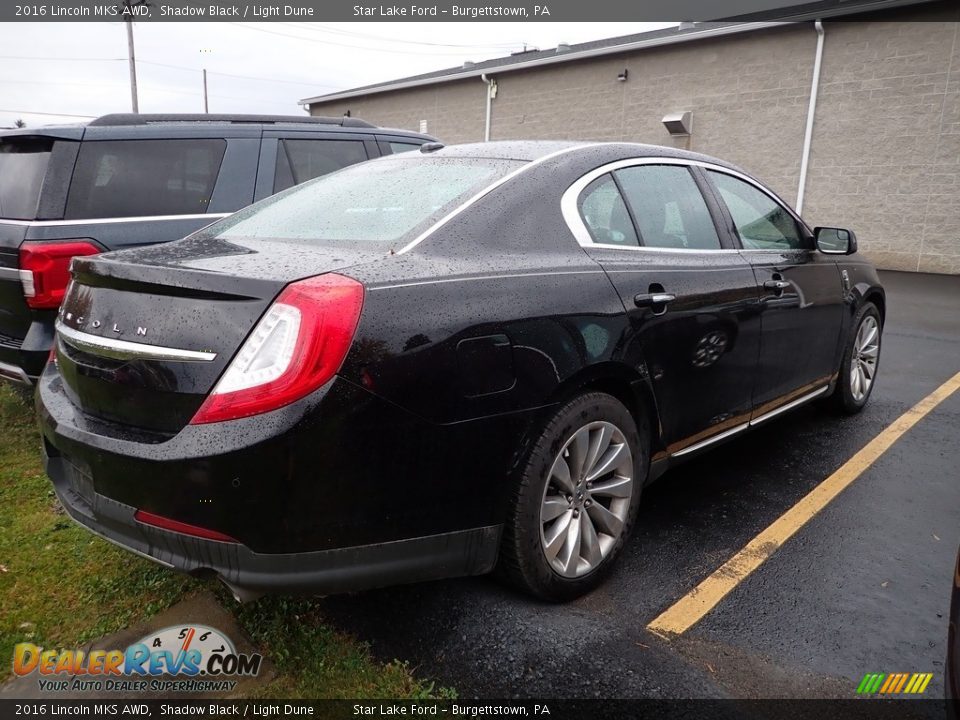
55;235;379;434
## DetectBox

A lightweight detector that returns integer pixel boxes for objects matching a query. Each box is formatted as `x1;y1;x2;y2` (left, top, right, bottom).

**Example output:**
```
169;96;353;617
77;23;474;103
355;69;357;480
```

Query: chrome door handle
634;292;676;308
763;280;791;291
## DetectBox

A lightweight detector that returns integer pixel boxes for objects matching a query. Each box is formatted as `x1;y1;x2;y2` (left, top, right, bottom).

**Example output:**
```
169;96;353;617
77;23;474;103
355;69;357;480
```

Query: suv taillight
19;240;100;310
190;273;365;425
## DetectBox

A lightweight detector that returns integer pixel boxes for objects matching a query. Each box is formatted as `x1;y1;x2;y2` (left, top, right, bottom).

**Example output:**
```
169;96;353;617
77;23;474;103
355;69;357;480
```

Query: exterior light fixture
617;69;629;82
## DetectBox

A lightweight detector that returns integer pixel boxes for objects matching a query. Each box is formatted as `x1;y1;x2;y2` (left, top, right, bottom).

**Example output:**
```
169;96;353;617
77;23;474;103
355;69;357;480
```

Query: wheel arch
507;362;664;481
863;287;886;325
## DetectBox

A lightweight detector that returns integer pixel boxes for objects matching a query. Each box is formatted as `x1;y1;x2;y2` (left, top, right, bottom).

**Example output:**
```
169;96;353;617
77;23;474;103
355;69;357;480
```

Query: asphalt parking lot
319;270;960;699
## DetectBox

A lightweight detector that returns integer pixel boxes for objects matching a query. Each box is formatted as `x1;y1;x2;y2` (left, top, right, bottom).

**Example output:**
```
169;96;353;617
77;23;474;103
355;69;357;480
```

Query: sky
0;22;675;128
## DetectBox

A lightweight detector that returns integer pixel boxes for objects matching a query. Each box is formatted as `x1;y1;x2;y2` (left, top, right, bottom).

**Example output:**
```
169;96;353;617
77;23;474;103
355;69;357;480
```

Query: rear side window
707;170;805;250
0;138;53;219
387;141;423;155
578;174;639;246
614;165;721;250
213;156;523;248
65;139;226;219
273;139;368;193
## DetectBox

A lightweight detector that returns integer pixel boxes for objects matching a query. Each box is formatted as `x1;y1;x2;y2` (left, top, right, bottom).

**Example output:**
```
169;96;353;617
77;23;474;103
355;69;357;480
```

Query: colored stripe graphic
857;672;932;694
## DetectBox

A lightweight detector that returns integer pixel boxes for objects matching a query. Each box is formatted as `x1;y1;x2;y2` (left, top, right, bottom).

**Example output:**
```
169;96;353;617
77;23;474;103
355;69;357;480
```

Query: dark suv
0;113;432;385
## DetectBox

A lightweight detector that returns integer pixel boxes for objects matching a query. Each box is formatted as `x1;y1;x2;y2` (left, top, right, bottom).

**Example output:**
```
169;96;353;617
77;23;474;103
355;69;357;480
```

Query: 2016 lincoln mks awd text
37;141;884;601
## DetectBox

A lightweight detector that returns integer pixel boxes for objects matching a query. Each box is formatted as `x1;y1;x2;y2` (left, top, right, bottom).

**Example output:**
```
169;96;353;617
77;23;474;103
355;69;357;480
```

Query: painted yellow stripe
904;674;920;693
648;370;960;636
894;673;909;693
917;673;933;694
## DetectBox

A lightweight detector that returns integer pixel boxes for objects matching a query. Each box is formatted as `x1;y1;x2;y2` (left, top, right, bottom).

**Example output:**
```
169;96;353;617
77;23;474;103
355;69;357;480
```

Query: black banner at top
0;0;941;22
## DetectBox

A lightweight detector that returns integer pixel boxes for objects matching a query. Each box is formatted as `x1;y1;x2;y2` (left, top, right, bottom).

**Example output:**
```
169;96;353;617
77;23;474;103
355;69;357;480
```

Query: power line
0;109;96;118
0;55;126;61
0;55;342;91
137;60;341;89
280;23;520;50
231;23;507;57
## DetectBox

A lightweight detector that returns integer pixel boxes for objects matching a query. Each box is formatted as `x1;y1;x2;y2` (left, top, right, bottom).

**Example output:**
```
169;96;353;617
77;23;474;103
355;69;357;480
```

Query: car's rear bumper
44;448;499;600
37;360;516;597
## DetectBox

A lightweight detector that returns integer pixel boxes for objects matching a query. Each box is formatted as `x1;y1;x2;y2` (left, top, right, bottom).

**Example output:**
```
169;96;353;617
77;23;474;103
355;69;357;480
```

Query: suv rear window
65;139;226;219
213;156;523;248
0;137;53;220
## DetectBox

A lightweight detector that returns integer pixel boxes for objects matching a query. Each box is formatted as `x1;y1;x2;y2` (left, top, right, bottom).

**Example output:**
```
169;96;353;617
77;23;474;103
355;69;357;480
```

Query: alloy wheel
850;314;880;402
539;421;634;578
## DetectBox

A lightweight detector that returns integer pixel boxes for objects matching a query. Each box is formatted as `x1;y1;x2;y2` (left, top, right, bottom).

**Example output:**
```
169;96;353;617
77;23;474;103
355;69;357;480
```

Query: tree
14;119;25;128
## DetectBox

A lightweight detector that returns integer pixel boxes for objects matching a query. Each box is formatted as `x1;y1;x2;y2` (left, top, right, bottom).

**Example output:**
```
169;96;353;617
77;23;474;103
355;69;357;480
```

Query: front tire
499;392;648;601
830;301;882;414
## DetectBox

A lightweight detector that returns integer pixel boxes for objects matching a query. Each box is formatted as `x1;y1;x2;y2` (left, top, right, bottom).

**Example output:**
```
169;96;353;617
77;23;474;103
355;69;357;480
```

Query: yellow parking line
647;370;960;637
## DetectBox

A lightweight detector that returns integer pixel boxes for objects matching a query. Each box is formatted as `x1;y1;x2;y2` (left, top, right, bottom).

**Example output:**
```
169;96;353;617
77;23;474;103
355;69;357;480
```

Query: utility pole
202;69;209;113
120;0;149;113
125;17;138;112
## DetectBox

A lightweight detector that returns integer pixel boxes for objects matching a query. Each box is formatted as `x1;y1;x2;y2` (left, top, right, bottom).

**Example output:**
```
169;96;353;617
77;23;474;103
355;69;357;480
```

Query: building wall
312;79;485;145
310;9;960;274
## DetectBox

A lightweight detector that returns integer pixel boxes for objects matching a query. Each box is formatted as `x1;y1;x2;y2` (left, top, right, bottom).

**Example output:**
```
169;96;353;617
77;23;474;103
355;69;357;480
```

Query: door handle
763;280;791;291
634;292;676;308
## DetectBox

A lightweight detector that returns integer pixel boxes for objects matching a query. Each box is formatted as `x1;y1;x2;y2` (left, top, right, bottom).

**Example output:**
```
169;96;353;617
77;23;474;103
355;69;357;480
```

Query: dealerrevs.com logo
12;624;263;693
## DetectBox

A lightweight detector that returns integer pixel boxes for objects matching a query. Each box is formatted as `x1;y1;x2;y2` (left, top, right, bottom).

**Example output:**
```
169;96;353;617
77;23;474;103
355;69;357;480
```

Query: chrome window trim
0;213;231;228
561;157;802;253
56;322;217;363
394;144;597;255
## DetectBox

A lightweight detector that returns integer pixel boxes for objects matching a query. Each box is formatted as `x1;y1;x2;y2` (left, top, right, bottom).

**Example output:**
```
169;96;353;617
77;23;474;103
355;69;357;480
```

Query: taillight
19;240;100;310
134;509;238;543
190;273;364;425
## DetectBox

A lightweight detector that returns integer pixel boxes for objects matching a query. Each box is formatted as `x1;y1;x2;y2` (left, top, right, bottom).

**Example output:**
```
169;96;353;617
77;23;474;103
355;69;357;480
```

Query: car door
700;168;845;416
569;160;762;455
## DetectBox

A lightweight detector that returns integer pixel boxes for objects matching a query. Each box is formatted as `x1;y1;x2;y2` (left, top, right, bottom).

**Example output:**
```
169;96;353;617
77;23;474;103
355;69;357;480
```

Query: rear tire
499;392;648;601
830;301;881;415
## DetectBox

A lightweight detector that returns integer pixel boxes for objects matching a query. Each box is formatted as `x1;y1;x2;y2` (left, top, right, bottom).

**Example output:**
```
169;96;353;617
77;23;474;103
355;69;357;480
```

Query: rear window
65;139;226;220
211;156;523;248
0;138;53;220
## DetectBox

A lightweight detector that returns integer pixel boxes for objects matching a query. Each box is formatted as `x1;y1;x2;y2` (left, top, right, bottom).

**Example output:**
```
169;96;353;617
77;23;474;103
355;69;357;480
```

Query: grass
0;383;452;699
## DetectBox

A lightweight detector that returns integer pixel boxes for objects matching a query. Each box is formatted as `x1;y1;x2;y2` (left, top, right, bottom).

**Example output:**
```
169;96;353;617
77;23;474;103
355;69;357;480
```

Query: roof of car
424;140;745;171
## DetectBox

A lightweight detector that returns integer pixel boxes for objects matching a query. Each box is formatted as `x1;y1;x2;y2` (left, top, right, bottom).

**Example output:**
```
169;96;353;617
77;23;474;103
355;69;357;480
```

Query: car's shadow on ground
315;400;899;697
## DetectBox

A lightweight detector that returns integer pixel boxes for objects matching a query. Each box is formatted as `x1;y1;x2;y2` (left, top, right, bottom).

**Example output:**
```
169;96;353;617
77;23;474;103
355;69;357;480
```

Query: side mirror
815;227;857;255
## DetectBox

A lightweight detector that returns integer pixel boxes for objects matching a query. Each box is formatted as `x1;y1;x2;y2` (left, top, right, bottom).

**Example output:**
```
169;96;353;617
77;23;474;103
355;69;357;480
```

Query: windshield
210;156;524;248
0;138;53;220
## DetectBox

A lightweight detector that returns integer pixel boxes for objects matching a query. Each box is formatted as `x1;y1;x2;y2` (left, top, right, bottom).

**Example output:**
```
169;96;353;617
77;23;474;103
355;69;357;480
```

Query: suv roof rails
88;113;376;128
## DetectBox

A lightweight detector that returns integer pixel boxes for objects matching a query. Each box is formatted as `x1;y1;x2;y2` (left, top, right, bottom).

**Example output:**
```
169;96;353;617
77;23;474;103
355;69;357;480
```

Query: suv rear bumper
0;359;31;384
0;316;56;384
44;447;500;601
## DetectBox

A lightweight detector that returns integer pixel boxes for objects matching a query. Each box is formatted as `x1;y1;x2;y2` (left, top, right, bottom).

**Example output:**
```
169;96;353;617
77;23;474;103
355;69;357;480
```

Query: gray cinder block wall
309;8;960;274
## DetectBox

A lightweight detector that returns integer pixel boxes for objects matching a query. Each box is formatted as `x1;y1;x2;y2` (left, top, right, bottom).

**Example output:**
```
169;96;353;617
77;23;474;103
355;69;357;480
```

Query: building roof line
299;21;784;105
299;0;938;106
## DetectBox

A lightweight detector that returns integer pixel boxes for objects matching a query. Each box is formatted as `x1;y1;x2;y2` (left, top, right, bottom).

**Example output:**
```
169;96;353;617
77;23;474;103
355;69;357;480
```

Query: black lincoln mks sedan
37;141;884;601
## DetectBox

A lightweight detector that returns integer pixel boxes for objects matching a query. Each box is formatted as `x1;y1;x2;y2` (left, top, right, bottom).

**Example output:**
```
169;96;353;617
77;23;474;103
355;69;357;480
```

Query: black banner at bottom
0;699;954;720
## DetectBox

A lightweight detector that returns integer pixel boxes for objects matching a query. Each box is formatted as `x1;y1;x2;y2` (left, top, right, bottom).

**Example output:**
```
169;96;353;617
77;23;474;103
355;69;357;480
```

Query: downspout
481;73;496;141
796;20;825;216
